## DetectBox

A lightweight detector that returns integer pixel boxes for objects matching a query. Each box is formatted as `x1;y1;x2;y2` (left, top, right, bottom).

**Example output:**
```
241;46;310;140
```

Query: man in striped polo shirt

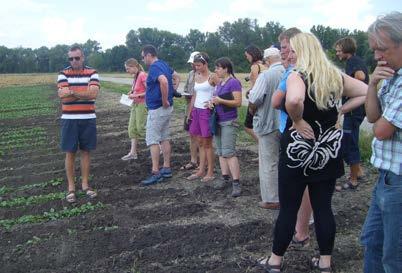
57;45;100;203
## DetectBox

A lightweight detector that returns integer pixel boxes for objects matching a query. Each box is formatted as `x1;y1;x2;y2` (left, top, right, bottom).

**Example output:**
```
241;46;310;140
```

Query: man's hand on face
370;60;395;87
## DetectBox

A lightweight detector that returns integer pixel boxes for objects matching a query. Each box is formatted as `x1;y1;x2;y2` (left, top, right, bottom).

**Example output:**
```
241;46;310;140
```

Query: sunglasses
193;54;207;63
68;56;81;61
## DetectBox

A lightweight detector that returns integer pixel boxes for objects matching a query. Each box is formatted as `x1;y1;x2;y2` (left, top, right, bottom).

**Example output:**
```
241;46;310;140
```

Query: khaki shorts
145;106;173;146
128;103;147;139
214;119;239;157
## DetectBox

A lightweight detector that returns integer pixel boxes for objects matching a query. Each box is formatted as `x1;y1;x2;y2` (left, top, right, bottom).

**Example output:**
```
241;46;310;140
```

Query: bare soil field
0;76;376;273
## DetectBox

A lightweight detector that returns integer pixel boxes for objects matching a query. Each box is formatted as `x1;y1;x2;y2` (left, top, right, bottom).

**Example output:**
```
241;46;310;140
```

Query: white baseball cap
187;51;200;63
263;47;280;58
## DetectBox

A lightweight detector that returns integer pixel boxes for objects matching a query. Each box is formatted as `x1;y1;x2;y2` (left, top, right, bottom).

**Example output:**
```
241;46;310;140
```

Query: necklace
220;75;232;86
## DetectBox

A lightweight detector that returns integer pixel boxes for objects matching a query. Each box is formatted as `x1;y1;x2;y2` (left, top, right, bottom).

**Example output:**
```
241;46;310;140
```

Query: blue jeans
342;115;364;165
361;169;402;273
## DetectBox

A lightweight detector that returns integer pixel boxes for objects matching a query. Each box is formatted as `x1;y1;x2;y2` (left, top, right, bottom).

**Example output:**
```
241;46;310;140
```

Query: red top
131;71;147;104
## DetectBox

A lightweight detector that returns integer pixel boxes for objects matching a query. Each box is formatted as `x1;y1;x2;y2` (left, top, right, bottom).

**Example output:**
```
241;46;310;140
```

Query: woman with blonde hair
265;33;367;273
121;58;147;160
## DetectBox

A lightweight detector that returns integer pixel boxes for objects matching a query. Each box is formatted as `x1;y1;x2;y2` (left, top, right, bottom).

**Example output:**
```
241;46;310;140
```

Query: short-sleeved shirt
183;70;196;95
214;77;242;123
343;55;368;118
57;65;100;119
131;71;147;104
146;59;174;110
370;68;402;175
277;66;293;133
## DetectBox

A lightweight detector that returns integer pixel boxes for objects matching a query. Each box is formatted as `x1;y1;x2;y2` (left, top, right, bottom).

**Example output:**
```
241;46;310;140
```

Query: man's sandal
290;234;310;249
66;191;76;203
265;263;282;273
310;257;332;273
83;187;97;198
180;162;198;170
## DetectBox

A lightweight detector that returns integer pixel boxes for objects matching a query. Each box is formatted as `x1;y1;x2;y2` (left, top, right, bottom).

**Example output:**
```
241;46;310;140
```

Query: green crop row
0;202;105;230
0;85;55;120
0;178;63;196
0;127;45;139
0;127;47;156
0;192;66;208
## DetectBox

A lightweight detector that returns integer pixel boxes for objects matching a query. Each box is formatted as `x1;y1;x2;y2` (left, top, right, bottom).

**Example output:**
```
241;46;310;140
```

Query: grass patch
359;130;374;163
0;85;55;120
0;202;105;230
101;81;131;94
101;80;188;113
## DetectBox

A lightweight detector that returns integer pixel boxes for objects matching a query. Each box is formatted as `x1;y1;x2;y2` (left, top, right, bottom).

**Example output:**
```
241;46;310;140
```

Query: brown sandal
66;191;76;203
180;162;198;170
311;257;332;273
83;187;97;198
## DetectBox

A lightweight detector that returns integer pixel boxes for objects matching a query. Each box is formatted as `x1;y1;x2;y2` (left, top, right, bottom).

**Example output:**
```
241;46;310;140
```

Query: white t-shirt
194;80;215;109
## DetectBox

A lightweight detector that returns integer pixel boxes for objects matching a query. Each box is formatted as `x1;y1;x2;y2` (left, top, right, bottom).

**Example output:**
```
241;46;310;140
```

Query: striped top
57;66;100;119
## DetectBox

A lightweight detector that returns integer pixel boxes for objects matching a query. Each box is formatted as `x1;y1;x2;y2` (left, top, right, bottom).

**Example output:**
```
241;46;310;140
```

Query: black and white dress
279;75;345;183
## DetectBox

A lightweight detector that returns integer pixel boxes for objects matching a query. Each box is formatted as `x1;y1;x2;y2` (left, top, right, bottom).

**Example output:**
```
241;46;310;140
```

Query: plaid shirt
371;68;402;175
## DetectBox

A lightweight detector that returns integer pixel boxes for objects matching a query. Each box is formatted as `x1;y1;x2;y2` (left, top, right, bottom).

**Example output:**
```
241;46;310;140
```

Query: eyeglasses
68;56;81;62
193;54;206;63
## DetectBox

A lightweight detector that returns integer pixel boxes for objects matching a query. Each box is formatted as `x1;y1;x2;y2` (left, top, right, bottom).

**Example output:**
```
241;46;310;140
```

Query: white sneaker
121;153;138;160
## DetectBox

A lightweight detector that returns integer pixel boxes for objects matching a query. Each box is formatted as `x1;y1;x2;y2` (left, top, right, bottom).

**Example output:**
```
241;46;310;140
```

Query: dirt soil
0;87;377;273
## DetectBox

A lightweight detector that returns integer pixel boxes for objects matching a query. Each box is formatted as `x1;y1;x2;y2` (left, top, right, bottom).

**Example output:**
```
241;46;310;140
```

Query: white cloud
200;11;233;33
41;17;87;46
312;0;374;30
146;0;194;12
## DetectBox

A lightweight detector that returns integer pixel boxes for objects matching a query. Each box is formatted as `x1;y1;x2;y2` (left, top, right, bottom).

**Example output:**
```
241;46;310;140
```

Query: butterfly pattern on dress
286;121;343;176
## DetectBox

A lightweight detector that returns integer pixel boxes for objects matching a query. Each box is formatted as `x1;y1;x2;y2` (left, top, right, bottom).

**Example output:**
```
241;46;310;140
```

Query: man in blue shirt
361;12;402;273
141;45;180;185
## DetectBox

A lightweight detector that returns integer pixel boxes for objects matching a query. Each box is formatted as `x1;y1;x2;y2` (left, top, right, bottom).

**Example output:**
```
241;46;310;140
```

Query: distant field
103;72;252;89
0;73;55;88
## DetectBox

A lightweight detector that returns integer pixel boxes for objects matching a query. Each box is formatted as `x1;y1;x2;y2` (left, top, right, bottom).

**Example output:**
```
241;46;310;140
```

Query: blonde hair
290;33;343;110
124;58;144;72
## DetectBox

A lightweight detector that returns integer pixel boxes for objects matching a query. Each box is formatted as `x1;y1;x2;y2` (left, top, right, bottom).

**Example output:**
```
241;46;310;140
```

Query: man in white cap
248;47;284;209
179;51;200;170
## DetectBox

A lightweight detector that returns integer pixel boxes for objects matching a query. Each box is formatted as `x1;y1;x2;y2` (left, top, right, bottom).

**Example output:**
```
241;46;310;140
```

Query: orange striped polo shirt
57;66;100;119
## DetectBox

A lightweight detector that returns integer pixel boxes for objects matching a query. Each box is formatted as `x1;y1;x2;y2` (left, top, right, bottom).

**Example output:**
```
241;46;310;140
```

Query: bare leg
227;156;240;180
204;137;215;177
295;188;312;241
130;138;138;155
150;144;160;173
190;135;198;164
160;140;171;168
349;163;360;186
80;150;91;190
219;156;230;177
65;152;76;192
194;137;206;176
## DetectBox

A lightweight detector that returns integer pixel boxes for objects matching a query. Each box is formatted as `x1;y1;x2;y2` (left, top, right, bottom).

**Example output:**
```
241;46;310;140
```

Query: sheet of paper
119;94;133;107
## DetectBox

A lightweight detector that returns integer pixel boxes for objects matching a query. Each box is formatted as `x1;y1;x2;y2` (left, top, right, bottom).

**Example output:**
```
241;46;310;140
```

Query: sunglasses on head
193;54;206;63
68;56;81;61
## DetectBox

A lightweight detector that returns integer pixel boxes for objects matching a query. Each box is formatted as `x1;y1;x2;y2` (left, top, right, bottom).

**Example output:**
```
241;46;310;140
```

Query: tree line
0;18;374;74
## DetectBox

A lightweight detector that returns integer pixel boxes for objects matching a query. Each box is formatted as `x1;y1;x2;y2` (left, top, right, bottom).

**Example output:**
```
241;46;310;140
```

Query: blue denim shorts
60;119;97;152
342;115;364;165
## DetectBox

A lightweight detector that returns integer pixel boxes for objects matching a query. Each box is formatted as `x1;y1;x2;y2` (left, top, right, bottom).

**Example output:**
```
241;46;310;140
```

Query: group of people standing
56;11;401;273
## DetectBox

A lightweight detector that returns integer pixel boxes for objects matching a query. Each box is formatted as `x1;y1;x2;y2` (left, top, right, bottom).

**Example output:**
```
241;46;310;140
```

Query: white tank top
194;80;215;109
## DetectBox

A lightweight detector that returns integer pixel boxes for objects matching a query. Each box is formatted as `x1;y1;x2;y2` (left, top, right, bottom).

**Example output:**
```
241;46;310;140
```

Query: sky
0;0;400;51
